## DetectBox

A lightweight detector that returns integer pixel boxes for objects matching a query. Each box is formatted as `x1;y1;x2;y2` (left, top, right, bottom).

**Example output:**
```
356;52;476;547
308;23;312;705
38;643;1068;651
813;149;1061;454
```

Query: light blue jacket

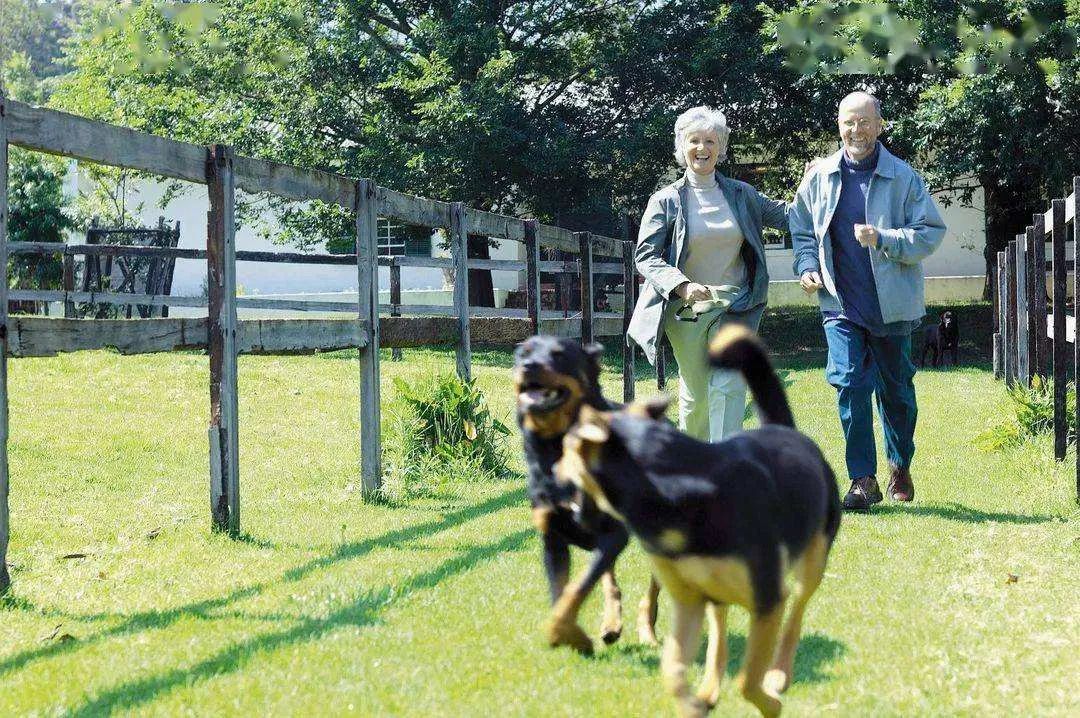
790;144;946;323
627;172;789;364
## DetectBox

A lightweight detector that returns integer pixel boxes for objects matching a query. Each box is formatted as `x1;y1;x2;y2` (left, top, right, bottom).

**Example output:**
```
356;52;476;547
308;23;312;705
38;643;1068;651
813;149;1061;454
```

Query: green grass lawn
1;304;1077;716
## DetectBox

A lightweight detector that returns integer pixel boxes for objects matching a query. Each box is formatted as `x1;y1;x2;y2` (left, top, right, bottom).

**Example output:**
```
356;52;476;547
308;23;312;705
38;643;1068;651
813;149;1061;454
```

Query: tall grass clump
385;373;513;496
976;374;1076;450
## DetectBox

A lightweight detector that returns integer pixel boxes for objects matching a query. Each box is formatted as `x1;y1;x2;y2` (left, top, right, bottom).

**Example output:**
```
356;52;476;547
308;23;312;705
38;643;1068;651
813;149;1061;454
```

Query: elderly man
790;92;945;511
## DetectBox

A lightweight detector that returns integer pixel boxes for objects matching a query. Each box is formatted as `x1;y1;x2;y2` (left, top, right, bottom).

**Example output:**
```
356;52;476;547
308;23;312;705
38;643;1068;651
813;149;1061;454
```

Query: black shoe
842;476;883;511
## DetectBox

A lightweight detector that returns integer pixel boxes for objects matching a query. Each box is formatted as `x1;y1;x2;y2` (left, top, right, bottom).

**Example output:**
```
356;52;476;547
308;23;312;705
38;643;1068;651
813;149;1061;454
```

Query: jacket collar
822;142;897;179
672;170;744;196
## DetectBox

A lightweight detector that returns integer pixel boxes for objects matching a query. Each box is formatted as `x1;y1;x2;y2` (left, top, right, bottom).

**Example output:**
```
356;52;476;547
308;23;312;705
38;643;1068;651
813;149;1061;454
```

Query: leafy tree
2;53;75;306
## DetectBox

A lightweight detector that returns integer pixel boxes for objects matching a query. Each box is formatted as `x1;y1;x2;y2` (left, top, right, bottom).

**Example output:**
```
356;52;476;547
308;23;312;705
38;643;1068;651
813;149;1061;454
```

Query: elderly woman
627;106;789;441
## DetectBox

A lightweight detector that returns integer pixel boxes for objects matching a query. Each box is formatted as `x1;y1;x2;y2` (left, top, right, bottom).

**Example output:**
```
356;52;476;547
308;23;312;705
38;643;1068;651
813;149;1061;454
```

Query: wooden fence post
1006;241;1018;388
1032;215;1047;377
389;260;402;361
62;251;75;318
621;214;636;403
356;179;382;494
1025;225;1040;378
577;231;594;345
1051;198;1067;461
1074;176;1080;503
450;202;471;381
0;92;11;595
997;251;1007;381
524;219;540;335
206;144;240;535
1016;234;1030;386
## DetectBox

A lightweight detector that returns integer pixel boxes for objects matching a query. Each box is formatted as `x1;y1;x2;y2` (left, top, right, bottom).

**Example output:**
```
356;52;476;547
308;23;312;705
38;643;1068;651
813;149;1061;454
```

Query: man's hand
799;271;824;294
675;281;711;302
854;223;879;249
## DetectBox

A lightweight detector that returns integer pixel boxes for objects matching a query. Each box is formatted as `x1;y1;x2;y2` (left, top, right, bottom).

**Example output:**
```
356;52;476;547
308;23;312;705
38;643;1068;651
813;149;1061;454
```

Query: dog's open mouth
517;382;570;413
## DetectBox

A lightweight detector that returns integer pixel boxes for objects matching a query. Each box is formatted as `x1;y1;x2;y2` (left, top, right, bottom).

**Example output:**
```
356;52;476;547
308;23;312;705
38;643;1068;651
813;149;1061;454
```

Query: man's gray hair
673;106;730;167
839;91;882;118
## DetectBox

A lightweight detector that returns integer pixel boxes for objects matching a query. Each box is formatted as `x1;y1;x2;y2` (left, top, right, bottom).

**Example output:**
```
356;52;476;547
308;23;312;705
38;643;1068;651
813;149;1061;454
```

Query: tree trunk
467;234;495;307
982;177;1043;300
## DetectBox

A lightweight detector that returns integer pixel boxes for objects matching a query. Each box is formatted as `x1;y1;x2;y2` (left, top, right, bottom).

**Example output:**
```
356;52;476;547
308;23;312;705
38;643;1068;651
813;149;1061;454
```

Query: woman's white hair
673;106;730;168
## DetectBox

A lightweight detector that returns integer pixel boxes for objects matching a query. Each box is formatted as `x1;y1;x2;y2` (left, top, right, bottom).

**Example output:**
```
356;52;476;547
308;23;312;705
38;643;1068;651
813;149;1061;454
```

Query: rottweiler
920;310;959;367
513;335;660;655
555;325;841;717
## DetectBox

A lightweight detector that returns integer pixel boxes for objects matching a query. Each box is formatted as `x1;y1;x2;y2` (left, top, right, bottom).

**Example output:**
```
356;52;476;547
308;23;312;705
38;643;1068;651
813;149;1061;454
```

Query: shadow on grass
67;529;533;717
603;631;844;685
872;502;1054;524
0;486;526;679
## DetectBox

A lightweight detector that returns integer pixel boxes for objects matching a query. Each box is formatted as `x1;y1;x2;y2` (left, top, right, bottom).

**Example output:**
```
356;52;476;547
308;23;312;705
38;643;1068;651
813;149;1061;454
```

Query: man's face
837;101;882;161
683;128;721;176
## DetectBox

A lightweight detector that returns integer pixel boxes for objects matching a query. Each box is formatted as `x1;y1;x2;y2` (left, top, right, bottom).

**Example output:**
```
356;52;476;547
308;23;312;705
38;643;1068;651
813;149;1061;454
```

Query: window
377;219;433;257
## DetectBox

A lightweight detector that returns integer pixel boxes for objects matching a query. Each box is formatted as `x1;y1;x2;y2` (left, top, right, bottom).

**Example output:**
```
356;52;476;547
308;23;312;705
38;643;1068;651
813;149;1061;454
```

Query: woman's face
682;127;721;175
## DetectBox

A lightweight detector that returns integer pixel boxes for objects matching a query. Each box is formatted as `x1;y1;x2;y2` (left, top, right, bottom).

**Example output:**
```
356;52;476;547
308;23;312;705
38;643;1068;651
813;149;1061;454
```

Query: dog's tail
707;324;794;428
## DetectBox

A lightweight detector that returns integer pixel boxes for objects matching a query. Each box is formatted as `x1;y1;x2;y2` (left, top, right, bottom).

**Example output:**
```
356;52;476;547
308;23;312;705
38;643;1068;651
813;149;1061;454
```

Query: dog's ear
575;405;611;443
583;342;604;362
627;395;671;421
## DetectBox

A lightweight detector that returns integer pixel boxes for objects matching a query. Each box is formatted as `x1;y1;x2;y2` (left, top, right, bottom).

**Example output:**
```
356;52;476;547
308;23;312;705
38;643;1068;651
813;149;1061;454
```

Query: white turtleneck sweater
681;170;747;290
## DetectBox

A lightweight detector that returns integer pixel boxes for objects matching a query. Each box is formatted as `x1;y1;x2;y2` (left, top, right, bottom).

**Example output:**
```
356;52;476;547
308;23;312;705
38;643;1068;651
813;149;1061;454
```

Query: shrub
385;374;512;496
976;375;1076;451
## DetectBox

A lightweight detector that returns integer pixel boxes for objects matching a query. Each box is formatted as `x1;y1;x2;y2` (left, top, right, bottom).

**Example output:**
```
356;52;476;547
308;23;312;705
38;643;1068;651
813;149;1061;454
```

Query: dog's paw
546;620;594;655
763;668;790;695
696;679;722;708
600;616;623;645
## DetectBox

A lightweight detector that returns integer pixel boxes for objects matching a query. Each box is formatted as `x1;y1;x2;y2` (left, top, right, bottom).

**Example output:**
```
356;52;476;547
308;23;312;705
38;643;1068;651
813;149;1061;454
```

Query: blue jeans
823;318;917;480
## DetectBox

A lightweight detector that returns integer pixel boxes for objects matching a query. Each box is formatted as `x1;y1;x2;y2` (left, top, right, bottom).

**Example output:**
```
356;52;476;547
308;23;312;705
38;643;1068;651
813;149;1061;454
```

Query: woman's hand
675;281;712;302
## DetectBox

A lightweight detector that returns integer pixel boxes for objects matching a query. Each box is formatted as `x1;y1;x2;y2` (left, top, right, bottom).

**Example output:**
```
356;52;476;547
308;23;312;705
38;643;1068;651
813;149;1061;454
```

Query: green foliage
386;373;512;496
976;374;1076;451
3;53;74;295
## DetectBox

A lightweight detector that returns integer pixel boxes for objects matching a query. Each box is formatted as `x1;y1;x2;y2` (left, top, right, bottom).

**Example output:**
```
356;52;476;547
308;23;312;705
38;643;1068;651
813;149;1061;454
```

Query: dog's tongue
521;388;549;405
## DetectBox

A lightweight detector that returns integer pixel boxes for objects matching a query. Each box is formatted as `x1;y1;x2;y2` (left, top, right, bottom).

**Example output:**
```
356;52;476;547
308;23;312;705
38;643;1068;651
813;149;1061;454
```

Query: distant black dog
555;326;840;717
513;336;660;655
921;310;959;367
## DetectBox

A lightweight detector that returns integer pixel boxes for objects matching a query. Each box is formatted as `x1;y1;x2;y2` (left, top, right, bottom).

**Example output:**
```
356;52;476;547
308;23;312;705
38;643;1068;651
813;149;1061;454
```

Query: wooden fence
0;93;644;595
992;176;1079;502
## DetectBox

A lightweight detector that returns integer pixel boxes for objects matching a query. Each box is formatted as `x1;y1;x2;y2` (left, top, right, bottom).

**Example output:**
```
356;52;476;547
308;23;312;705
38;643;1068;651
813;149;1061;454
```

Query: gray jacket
627;172;788;364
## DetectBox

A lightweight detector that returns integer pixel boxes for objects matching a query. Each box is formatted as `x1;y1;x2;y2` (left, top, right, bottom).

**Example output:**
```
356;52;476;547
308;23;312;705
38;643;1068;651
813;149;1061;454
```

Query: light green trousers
661;303;765;442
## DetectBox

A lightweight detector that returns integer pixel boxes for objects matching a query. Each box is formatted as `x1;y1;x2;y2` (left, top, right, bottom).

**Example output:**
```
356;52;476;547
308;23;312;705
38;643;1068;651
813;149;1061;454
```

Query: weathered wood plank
578;232;594;345
377;186;451;228
206;144;240;536
9;241;363;266
524;219;541;335
381;255;453;269
1025;226;1039;378
468;209;526;242
1016;234;1029;386
356;179;382;495
538;317;626;340
389;263;403;361
1006;241;1018;388
997;251;1007;381
622;219;636;403
1052;199;1068;460
6;317;370;356
1074;176;1080;503
5;99;207;184
232;155;354;209
0;93;11;595
450;202;471;381
1032;215;1047;376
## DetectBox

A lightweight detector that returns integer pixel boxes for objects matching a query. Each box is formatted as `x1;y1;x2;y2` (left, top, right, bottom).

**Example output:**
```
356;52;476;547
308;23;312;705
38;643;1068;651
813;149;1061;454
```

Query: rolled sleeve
877;175;946;265
789;179;820;277
634;193;689;299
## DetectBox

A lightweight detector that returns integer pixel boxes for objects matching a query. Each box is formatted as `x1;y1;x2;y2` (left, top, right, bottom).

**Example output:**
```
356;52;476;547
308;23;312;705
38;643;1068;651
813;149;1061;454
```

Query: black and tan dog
514;335;660;655
920;310;959;367
555;326;840;717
